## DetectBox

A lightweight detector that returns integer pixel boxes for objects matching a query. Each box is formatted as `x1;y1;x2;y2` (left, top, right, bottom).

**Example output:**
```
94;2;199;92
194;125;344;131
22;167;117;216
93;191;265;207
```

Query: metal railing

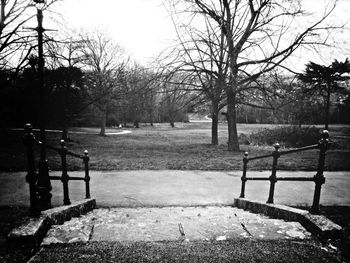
239;130;329;214
23;123;90;216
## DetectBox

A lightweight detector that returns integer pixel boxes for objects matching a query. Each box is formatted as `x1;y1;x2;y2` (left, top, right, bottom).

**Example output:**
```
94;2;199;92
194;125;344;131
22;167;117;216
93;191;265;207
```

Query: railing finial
274;143;280;150
24;123;33;133
322;130;329;139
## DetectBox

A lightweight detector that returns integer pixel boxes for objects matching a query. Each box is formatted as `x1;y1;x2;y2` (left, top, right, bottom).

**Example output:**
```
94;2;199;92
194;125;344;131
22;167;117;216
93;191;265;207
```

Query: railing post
240;152;249;198
310;130;329;214
83;150;91;199
60;140;71;205
23;124;39;216
267;143;280;204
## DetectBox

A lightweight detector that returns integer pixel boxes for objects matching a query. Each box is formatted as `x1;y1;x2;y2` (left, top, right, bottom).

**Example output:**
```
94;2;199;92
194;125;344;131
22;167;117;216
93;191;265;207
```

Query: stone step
42;206;312;245
7;199;96;247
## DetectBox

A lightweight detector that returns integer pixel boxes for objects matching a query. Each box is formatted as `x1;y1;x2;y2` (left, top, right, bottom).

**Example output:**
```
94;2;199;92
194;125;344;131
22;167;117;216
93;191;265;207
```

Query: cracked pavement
41;206;311;245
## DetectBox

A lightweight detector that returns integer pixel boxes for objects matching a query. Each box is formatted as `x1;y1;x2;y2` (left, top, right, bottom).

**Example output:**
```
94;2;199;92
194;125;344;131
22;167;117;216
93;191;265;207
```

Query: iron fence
239;130;329;214
23;123;90;216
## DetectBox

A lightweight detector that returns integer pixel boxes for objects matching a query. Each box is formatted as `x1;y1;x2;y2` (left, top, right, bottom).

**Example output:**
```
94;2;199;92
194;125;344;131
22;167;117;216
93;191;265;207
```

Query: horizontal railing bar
246;177;270;181
277;177;314;181
50;175;86;181
68;176;86;181
247;144;319;161
49;175;61;180
279;145;318;156
34;139;84;159
66;150;84;159
34;140;61;153
245;177;315;182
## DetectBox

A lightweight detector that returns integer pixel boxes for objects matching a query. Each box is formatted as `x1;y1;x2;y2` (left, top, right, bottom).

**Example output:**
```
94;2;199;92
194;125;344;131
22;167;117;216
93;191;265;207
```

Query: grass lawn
0;122;349;171
0;122;349;262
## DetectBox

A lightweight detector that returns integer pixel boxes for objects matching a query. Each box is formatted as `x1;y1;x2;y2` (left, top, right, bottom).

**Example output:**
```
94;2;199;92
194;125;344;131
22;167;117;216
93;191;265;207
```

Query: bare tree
0;0;58;81
79;29;125;136
168;0;340;151
46;33;85;69
160;76;191;127
163;7;228;144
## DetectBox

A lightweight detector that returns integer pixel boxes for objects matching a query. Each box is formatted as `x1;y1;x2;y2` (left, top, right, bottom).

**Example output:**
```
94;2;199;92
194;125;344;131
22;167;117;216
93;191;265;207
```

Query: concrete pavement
0;170;349;208
3;170;347;262
41;206;312;245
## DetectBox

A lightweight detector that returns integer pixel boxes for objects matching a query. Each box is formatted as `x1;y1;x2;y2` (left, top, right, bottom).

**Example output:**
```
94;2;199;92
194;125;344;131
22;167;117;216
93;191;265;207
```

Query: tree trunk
99;108;107;136
149;111;154;126
211;114;219;145
226;91;240;151
211;102;219;145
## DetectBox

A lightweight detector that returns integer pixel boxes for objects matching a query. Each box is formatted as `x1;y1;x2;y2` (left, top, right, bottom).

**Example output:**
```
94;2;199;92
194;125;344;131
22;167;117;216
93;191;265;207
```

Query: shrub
248;126;321;148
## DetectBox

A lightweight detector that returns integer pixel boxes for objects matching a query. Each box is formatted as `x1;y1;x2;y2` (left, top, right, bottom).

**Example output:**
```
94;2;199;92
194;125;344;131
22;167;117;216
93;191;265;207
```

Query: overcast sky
49;0;350;71
51;0;172;65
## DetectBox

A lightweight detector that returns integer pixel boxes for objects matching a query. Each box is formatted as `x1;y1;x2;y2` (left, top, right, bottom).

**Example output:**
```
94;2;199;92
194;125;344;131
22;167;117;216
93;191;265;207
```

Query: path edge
233;198;343;239
7;198;96;247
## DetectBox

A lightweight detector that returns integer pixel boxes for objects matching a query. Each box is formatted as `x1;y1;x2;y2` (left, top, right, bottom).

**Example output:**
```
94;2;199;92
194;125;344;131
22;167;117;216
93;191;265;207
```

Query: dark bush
248;126;321;148
238;133;251;145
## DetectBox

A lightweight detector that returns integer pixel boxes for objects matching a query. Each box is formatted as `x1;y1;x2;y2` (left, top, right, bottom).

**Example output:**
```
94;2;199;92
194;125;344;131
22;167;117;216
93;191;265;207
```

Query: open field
0;123;349;262
1;122;349;171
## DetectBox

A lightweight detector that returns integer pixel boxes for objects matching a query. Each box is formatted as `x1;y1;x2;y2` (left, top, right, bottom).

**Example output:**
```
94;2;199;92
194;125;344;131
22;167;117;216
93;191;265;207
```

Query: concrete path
0;170;349;208
11;127;132;135
3;170;346;262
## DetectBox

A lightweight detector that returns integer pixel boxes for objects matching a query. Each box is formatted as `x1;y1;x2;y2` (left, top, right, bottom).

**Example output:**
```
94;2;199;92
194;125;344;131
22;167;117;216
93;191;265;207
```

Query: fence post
60;140;71;205
240;152;249;198
310;130;329;214
267;143;280;204
83;150;91;199
23;124;39;216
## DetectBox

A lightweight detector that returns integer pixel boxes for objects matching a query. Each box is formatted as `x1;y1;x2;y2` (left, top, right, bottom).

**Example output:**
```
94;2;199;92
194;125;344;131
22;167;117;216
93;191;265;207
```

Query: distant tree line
0;60;190;132
1;0;349;149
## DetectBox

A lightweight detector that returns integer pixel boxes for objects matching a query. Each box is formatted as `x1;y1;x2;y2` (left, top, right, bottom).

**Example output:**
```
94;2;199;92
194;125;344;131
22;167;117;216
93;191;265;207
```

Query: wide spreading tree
298;58;350;130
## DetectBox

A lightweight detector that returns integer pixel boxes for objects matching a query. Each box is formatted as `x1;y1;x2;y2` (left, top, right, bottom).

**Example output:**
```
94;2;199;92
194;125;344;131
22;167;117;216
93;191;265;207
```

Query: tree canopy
298;58;350;129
